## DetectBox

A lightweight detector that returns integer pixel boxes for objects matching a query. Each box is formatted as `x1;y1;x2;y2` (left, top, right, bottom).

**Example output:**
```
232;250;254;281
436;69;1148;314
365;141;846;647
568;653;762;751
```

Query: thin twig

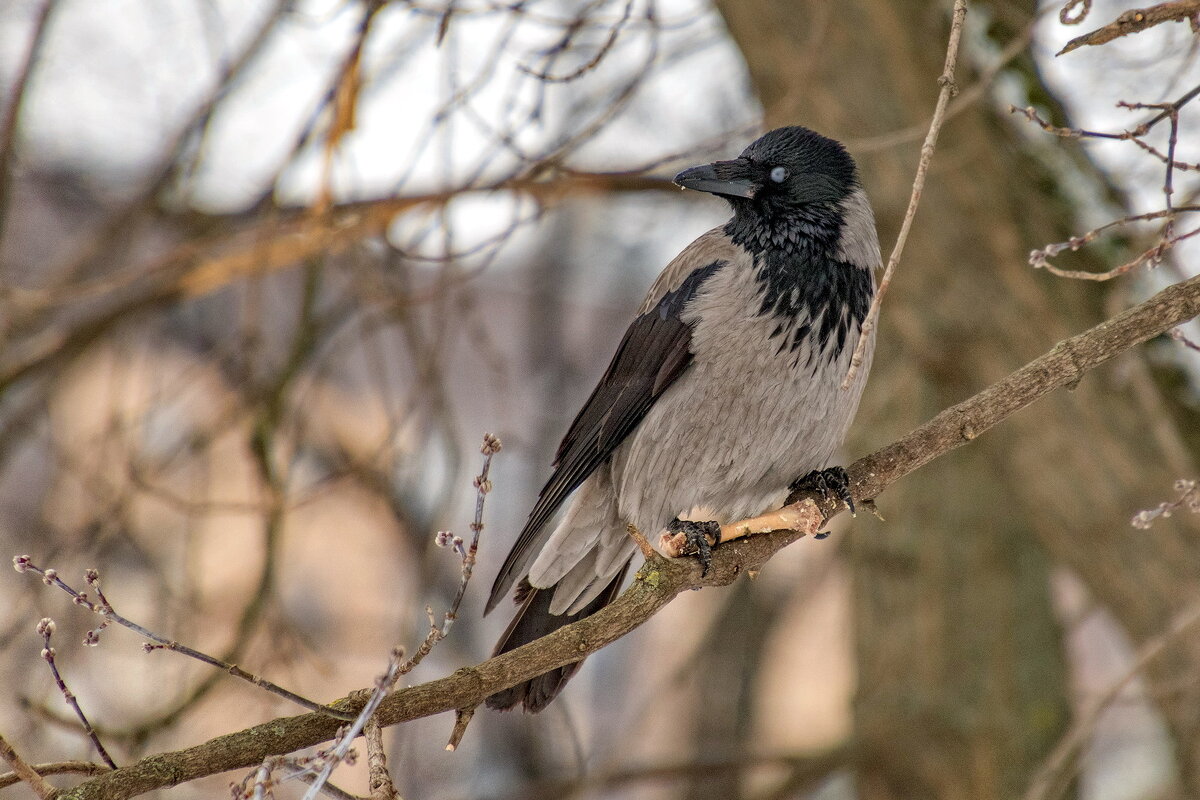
297;653;398;800
842;0;968;390
1014;83;1200;279
0;0;58;253
1057;0;1200;55
365;719;398;800
0;761;111;790
1169;327;1200;352
1031;217;1200;280
11;559;354;721
1131;478;1200;528
36;619;116;769
0;730;59;800
1023;600;1200;800
519;0;635;82
298;434;501;798
1059;0;1092;25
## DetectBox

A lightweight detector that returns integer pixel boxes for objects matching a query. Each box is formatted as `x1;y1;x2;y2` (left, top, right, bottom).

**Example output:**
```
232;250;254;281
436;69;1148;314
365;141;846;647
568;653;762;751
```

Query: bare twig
519;0;635;82
1029;214;1200;280
1058;0;1200;55
1132;478;1200;528
1169;326;1200;351
296;652;397;800
445;707;475;752
0;172;677;397
55;268;1200;800
36;619;116;769
841;0;967;390
1059;0;1092;25
1010;87;1200;158
0;730;59;800
1023;600;1200;800
232;751;357;800
46;0;290;287
298;433;501;798
0;0;58;251
11;559;354;721
0;761;111;790
365;719;398;800
1118;98;1182;210
1013;84;1200;279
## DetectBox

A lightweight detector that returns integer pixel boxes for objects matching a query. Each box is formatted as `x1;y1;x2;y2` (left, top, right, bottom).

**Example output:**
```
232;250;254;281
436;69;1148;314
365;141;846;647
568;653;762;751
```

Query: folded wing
485;260;726;613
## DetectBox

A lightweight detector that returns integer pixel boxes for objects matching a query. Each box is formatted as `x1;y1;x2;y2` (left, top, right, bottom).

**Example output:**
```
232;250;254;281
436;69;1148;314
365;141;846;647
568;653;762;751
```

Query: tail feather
486;562;630;712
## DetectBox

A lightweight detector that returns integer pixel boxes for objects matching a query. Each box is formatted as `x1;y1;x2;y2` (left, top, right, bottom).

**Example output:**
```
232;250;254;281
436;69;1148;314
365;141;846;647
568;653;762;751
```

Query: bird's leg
665;518;722;576
789;466;855;538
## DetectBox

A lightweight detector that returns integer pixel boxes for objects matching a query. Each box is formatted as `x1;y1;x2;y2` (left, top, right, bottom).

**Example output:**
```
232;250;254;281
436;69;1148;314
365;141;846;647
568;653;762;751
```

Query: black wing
485;260;726;613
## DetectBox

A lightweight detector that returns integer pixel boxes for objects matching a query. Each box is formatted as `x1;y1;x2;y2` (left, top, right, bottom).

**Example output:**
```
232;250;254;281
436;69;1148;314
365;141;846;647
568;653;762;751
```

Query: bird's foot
789;466;855;539
665;518;721;576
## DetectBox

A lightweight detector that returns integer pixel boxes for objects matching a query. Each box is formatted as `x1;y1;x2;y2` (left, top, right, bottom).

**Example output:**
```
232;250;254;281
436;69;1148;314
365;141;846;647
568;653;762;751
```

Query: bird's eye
769;166;788;183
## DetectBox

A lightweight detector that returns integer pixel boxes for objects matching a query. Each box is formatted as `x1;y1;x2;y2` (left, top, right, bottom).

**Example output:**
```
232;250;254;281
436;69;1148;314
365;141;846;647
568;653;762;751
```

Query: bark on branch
56;270;1200;800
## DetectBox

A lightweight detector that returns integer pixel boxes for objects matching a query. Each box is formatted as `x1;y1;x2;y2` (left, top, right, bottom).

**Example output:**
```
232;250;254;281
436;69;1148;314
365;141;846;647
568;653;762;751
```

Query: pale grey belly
609;345;863;537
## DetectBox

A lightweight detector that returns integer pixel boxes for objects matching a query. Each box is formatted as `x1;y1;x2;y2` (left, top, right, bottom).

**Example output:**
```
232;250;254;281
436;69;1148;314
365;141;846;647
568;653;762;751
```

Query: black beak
673;160;757;199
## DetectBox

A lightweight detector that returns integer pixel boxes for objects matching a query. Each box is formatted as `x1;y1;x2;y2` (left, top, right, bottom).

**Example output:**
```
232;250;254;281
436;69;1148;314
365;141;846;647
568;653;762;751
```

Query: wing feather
485;259;727;612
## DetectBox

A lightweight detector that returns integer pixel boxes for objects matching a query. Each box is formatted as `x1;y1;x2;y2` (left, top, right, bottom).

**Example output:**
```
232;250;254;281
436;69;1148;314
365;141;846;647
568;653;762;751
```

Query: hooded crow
485;126;879;712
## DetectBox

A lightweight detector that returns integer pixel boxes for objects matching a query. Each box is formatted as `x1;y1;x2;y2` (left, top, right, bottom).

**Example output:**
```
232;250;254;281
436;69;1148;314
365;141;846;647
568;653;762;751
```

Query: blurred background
1;1;1199;798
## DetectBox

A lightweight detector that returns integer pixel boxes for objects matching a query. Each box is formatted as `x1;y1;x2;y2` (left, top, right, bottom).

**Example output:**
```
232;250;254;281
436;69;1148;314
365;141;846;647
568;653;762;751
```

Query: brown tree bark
713;0;1200;797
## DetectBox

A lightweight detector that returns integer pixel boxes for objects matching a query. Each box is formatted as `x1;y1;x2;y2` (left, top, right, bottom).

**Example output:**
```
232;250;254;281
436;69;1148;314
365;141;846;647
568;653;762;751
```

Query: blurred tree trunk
713;0;1200;797
681;580;778;800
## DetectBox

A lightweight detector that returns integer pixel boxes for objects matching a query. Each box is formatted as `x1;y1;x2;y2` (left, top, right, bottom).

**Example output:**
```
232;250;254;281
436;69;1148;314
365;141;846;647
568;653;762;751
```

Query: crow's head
674;126;859;216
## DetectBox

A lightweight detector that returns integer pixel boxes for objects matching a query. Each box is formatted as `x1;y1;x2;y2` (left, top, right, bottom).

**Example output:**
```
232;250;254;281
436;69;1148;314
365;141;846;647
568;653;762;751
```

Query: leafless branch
1059;0;1093;25
0;172;676;396
0;761;111;790
35;619;116;769
1028;211;1200;280
519;0;636;83
1058;0;1200;55
0;0;58;250
297;434;501;798
11;559;354;721
364;720;397;800
0;730;59;800
53;267;1200;800
1013;83;1200;280
1132;478;1200;529
1024;600;1200;800
841;0;967;390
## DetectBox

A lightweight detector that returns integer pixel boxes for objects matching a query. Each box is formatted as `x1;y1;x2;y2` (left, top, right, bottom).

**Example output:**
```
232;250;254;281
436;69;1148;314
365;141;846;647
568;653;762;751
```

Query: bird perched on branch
485;126;879;712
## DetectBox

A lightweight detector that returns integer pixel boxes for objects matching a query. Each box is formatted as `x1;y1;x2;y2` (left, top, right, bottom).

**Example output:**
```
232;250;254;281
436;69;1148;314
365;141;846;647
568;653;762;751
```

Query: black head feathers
739;126;858;204
675;125;860;209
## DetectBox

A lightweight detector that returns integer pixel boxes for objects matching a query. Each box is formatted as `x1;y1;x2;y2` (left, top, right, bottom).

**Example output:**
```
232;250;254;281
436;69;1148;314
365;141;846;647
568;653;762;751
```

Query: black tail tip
485;661;581;712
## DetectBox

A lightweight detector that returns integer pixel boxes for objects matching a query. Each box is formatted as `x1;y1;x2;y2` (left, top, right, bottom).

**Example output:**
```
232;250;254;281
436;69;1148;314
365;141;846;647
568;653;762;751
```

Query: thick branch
846;270;1200;502
57;270;1200;800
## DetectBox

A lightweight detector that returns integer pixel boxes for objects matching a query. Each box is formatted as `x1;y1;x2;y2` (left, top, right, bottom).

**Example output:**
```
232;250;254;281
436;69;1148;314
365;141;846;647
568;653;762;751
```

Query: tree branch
57;270;1200;800
0;731;59;799
0;173;677;395
841;0;967;388
1057;0;1200;55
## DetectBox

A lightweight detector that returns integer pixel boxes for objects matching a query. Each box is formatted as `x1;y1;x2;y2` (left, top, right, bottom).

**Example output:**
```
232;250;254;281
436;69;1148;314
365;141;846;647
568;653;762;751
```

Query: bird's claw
790;466;855;539
667;519;721;576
